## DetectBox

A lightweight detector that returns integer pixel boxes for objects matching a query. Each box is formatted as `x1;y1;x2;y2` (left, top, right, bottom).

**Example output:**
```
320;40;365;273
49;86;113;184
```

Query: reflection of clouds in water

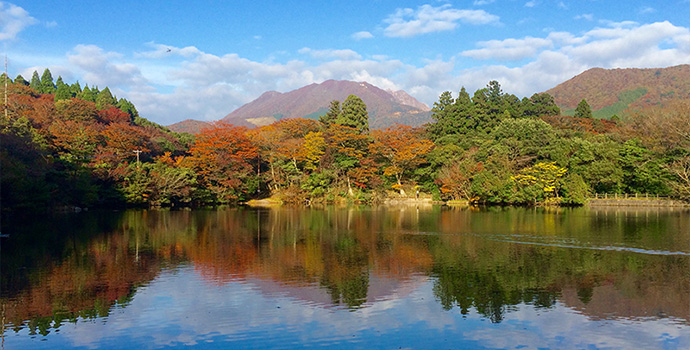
465;303;690;350
44;267;690;349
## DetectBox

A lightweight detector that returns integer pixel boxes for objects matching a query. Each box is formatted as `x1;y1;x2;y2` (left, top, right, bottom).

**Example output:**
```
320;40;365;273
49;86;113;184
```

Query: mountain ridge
167;65;690;133
545;64;690;118
220;79;431;129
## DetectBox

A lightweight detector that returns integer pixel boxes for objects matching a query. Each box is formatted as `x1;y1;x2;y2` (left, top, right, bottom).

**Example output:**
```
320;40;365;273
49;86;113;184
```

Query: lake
1;205;689;349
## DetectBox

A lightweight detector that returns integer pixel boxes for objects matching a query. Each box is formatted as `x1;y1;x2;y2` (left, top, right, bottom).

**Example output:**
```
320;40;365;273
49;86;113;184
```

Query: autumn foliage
2;73;690;209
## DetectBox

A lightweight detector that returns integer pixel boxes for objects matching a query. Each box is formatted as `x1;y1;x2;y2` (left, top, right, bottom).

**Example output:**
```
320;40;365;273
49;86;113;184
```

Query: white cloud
32;20;689;126
136;42;203;59
462;36;552;61
455;21;690;98
383;4;499;38
351;31;374;40
575;14;594;21
639;6;656;14
67;44;149;89
0;2;37;41
525;1;537;8
473;0;495;5
298;48;362;61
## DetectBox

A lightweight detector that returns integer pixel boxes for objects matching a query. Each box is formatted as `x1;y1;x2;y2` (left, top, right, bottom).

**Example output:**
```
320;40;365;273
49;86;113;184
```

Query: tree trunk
396;174;406;196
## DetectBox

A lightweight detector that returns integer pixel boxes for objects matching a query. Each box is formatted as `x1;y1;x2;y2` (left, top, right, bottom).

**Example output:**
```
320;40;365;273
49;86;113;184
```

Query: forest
1;69;689;210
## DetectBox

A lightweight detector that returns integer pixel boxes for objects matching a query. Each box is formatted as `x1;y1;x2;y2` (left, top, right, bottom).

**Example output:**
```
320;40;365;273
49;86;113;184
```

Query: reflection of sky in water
5;266;689;350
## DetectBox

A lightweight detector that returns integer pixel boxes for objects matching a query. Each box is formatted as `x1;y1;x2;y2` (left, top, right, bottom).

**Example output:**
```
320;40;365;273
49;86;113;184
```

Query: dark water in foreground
1;205;689;349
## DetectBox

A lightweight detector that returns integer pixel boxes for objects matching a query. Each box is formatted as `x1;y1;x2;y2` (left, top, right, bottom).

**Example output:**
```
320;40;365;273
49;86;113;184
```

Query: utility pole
133;150;142;167
4;55;7;119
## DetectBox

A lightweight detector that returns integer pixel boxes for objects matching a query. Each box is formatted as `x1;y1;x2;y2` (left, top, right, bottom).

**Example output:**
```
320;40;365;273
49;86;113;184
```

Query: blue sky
3;1;689;125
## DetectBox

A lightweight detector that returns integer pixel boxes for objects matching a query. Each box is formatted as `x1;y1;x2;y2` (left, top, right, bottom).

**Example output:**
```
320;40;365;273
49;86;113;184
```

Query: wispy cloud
575;14;594;21
351;31;374;40
639;6;656;14
298;48;362;61
0;2;37;41
383;4;499;38
462;36;552;61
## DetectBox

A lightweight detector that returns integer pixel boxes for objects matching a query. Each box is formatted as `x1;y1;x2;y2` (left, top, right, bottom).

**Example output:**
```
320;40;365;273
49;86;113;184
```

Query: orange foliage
185;122;258;201
540;115;618;134
95;122;150;166
370;124;434;186
49;119;103;160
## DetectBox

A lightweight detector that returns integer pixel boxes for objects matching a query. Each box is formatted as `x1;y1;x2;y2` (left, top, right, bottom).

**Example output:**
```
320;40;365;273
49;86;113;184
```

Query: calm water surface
1;205;689;349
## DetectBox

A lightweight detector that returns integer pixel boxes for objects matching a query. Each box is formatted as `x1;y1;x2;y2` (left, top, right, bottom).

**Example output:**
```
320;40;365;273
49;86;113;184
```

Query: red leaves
186;122;258;202
370;124;434;185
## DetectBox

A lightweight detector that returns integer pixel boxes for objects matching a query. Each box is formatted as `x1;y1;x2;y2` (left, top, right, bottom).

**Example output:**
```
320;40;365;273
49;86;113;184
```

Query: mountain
221;80;431;129
168;119;212;134
545;65;690;119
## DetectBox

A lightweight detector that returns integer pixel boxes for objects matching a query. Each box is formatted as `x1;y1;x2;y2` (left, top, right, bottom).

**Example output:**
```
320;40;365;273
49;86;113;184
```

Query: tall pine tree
14;75;28;86
575;99;592;119
39;68;56;94
319;100;341;127
96;86;117;110
337;94;369;135
30;71;40;91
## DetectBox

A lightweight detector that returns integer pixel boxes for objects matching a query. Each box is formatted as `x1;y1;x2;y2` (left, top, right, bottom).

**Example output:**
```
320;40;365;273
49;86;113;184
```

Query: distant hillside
168;119;212;134
221;80;431;129
545;65;690;119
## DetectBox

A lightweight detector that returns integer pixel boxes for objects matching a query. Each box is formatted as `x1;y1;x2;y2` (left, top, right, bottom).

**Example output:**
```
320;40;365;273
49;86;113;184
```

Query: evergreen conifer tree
79;85;96;102
319;100;341;126
30;71;40;90
14;75;28;86
117;98;139;120
54;83;71;101
39;68;56;94
70;81;82;97
337;94;369;134
574;99;592;119
96;86;117;110
0;73;11;86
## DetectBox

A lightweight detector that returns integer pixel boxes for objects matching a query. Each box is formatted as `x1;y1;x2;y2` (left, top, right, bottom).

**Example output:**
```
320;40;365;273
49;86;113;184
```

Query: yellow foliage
512;162;567;197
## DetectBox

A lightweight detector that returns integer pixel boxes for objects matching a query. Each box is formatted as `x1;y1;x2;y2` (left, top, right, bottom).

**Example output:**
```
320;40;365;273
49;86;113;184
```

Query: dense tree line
1;73;689;210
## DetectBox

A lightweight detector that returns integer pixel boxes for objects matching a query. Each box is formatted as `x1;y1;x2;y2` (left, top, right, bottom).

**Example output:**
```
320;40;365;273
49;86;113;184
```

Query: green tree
29;71;41;91
79;85;96;102
96;87;117;110
319;100;341;127
560;173;590;205
14;74;28;86
39;68;56;94
618;139;668;194
336;95;369;135
117;98;139;120
0;73;11;86
70;81;82;96
54;83;71;102
427;90;455;141
575;99;592;119
524;93;560;117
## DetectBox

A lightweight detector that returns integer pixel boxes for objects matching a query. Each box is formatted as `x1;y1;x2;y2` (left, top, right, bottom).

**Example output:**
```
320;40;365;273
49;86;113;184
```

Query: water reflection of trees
1;206;688;335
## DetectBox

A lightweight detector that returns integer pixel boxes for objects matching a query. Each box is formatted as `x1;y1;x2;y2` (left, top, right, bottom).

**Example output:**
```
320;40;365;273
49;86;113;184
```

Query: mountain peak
221;80;431;129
